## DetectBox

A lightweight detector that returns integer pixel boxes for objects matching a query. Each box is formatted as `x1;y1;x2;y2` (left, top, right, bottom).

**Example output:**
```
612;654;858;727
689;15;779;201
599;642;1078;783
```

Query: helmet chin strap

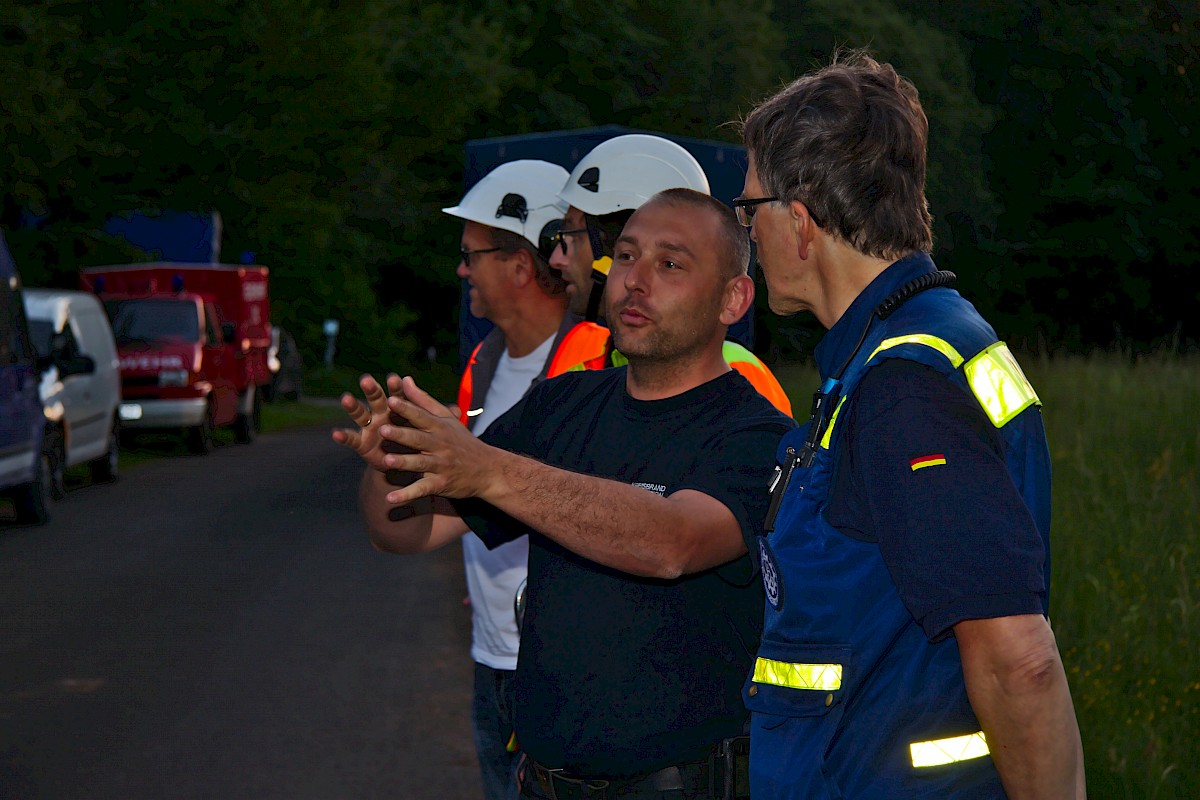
583;214;612;323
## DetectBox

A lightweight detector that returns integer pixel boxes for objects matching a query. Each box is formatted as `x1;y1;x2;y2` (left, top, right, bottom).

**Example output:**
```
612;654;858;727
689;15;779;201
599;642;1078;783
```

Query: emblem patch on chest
759;538;784;610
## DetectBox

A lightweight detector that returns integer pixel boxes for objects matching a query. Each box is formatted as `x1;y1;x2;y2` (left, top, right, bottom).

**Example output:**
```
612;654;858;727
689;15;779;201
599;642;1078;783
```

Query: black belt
523;758;708;800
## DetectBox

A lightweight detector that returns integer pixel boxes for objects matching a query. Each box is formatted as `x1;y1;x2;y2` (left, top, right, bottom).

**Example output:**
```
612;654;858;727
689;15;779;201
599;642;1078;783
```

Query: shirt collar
812;251;937;379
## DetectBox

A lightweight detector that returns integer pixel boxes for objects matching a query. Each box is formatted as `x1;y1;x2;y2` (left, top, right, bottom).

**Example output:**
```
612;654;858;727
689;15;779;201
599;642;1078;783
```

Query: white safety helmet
443;160;570;255
558;134;710;216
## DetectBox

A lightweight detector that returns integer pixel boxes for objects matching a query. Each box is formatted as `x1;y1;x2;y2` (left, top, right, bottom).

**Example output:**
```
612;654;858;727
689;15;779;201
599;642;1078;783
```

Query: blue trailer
457;125;755;369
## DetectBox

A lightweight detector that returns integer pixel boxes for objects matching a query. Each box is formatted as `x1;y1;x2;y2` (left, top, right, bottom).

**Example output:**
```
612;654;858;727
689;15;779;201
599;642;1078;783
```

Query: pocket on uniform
743;641;851;722
744;642;852;799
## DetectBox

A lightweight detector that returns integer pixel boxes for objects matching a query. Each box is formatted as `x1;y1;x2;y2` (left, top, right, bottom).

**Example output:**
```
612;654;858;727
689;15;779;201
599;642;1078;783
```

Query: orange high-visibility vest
456;320;611;426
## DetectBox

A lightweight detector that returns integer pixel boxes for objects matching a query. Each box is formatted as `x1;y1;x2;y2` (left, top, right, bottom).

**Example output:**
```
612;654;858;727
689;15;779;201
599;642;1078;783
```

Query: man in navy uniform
736;52;1085;798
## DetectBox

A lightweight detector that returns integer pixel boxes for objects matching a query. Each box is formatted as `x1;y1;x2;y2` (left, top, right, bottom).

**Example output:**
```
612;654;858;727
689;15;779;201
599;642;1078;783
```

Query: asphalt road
0;425;481;800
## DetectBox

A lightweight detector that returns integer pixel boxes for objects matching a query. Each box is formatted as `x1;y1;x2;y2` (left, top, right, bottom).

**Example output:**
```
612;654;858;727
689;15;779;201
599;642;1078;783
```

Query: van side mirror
221;322;236;344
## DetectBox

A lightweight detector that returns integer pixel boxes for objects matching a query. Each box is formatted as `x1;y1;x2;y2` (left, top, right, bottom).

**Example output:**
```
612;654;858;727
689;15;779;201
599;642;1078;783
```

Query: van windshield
106;299;200;344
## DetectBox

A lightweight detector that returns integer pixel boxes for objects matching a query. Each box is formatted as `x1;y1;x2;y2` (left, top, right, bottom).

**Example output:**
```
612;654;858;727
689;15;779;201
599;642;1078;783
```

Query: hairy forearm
477;448;741;579
958;616;1086;799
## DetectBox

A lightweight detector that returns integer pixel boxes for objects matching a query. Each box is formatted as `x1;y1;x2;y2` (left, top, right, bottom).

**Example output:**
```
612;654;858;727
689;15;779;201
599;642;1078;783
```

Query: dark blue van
1;230;52;525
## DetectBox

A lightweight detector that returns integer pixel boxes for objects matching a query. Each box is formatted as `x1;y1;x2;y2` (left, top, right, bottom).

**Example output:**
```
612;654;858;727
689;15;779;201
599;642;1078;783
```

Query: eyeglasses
459;246;503;266
551;228;589;255
732;196;779;228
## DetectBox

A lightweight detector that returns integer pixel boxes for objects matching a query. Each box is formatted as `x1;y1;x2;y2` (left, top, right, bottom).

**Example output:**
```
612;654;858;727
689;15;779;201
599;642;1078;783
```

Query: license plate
119;403;143;421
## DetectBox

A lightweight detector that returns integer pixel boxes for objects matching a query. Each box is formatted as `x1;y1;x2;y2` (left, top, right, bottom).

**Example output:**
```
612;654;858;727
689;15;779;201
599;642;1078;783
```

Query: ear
719;274;755;326
789;200;818;260
509;249;536;287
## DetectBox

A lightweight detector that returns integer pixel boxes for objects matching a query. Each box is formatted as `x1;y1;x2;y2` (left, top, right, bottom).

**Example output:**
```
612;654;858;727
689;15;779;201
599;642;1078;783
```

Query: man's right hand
331;373;403;472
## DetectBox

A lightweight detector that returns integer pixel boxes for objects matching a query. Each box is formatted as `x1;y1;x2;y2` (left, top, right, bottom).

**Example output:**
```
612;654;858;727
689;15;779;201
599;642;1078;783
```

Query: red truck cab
80;264;271;454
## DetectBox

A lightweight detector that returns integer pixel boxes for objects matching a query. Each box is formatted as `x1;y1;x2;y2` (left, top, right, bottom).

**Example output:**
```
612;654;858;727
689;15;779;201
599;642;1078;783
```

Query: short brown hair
741;51;933;260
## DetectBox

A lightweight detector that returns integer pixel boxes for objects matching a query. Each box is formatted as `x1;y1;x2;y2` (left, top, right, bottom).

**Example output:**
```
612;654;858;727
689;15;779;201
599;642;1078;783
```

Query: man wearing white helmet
438;159;597;800
549;133;793;416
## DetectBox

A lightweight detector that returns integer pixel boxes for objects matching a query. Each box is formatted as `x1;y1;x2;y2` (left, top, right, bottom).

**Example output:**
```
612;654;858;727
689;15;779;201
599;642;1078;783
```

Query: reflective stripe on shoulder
868;334;964;368
868;336;1040;429
910;731;990;768
963;343;1041;427
752;658;842;690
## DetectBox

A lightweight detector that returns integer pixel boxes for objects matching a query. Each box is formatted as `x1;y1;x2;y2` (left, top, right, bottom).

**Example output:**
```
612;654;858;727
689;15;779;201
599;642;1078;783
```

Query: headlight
158;369;190;387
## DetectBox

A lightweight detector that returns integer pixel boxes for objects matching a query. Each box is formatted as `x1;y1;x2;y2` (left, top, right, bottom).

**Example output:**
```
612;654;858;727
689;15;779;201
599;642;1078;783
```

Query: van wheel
234;387;260;444
12;453;53;526
187;403;215;455
90;418;120;483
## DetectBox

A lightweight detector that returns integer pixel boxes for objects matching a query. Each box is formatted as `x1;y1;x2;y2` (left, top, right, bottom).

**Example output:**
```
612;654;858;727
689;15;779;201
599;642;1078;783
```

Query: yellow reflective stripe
963;343;1041;428
752;658;842;690
610;349;629;367
867;334;964;368
910;731;990;768
819;396;847;450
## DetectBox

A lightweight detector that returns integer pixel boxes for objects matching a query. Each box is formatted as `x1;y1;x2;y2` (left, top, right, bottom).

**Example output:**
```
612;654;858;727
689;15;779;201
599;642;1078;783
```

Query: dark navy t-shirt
458;366;795;778
827;358;1047;641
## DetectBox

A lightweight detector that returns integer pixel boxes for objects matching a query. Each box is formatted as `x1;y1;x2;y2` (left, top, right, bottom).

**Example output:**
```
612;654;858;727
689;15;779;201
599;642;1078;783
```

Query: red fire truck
80;263;271;454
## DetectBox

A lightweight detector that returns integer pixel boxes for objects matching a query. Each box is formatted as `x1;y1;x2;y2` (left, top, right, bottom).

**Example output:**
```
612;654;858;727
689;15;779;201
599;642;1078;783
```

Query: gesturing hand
331;373;402;472
378;376;499;505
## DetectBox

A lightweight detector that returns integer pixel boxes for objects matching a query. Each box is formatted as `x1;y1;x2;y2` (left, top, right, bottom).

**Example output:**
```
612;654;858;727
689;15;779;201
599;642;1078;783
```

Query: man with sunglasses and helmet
442;159;607;800
737;53;1084;798
548;133;792;417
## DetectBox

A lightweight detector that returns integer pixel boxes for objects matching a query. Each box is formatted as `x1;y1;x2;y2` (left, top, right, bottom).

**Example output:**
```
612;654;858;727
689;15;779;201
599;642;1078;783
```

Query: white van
23;289;122;491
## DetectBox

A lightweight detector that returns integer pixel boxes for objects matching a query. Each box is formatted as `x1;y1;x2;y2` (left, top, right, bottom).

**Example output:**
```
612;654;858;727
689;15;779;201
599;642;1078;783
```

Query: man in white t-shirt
439;160;582;800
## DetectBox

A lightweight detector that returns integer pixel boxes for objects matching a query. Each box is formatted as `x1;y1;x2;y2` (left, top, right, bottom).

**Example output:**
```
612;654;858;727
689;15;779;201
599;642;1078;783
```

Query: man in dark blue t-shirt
335;189;795;798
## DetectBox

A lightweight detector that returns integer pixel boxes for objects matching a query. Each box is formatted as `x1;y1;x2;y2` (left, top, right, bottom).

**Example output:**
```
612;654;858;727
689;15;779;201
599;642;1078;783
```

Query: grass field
773;354;1199;798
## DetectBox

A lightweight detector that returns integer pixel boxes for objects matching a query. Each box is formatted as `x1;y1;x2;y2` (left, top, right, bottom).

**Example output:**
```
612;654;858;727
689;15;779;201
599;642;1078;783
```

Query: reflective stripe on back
752;658;843;690
910;731;989;768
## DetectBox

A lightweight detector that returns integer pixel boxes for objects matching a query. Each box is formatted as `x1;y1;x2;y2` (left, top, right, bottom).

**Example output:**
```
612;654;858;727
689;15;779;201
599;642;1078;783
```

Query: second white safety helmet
558;134;710;216
443;160;570;255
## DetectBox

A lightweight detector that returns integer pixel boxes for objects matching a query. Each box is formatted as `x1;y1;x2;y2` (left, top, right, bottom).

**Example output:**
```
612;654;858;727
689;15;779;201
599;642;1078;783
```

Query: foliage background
4;1;1196;373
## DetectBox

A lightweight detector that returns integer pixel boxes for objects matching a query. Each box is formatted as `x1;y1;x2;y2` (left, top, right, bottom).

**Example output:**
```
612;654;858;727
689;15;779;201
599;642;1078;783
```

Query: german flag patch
910;453;947;472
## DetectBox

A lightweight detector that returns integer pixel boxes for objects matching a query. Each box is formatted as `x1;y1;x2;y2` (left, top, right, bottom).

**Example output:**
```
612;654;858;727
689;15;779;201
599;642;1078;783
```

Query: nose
622;255;650;294
456;259;469;279
549;241;569;273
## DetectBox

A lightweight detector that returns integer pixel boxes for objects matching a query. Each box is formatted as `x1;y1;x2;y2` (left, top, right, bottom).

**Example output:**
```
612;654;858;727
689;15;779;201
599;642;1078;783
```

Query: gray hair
741;51;933;260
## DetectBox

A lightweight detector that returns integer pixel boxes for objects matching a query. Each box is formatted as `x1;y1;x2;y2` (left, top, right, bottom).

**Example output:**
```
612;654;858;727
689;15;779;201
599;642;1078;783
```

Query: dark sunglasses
551;227;589;255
